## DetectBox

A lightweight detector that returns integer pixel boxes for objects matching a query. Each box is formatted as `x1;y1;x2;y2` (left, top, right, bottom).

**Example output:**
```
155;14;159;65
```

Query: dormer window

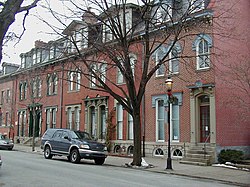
155;1;172;24
50;46;55;59
103;20;112;42
191;0;205;13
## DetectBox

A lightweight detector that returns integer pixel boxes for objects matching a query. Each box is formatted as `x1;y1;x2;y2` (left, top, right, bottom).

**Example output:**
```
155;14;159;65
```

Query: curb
13;147;249;187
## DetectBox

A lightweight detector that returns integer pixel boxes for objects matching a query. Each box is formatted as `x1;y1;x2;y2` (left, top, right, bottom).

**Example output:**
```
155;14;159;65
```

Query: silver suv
41;129;107;165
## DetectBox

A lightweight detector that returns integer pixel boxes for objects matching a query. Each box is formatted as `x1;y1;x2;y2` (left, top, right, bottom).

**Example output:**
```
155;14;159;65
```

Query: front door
200;105;210;142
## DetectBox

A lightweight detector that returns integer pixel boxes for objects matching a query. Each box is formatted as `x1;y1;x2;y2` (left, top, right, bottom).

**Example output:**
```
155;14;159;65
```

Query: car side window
62;131;69;139
52;130;63;138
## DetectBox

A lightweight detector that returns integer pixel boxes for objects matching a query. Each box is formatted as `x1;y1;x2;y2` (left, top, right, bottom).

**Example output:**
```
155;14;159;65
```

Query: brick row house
0;0;249;164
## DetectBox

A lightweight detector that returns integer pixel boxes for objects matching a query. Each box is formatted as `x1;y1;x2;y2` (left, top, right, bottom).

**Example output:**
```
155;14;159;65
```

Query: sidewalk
14;144;250;186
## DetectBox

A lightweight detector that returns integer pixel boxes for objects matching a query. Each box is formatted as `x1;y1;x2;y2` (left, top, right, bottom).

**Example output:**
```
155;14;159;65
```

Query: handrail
203;133;211;159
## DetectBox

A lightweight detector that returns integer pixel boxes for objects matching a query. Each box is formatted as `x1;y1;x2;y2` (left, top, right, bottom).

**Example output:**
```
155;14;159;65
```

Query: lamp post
165;77;173;170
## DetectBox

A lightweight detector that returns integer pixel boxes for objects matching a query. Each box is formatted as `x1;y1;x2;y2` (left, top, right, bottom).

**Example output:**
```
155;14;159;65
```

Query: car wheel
44;146;52;159
94;158;105;165
70;149;80;163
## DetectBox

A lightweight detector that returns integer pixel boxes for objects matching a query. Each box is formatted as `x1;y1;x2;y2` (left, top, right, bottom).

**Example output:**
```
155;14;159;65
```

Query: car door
50;130;63;152
58;131;71;153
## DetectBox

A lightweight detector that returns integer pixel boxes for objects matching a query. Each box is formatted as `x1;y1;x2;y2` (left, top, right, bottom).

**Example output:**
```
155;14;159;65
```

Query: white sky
2;0;140;66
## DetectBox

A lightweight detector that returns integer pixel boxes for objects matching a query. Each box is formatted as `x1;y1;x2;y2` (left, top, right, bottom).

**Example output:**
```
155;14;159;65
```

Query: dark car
0;134;14;150
41;129;107;165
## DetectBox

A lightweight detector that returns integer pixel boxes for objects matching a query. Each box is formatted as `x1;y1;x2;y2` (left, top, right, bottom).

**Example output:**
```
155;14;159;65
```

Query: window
90;64;97;87
82;27;88;48
32;50;37;64
169;48;179;74
46;109;51;129
197;39;210;69
47;73;58;95
6;89;10;103
99;63;107;83
5;112;9;126
76;71;81;90
75;107;80;130
32;77;42;98
52;108;56;128
130;56;136;78
0;107;2;126
155;48;166;77
117;66;124;84
75;30;82;50
117;103;123;140
50;46;55;59
191;0;205;13
156;100;165;141
67;108;72;129
155;1;172;24
19;82;27;101
103;20;112;42
37;50;41;63
1;91;4;104
68;70;81;91
171;104;179;141
192;34;212;70
128;113;133;140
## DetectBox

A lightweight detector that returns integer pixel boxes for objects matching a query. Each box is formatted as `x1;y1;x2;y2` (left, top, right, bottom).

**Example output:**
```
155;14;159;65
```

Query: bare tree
0;0;40;63
39;0;220;166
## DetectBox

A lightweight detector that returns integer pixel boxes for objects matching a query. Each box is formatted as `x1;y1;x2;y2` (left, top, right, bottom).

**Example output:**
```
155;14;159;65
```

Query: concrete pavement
13;144;250;187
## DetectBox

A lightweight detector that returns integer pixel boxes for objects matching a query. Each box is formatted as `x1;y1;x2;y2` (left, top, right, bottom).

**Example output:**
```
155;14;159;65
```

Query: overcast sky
2;0;92;65
2;0;139;66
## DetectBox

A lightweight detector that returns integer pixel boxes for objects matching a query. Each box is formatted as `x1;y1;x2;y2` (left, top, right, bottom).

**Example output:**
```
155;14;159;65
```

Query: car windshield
0;134;7;140
71;131;92;140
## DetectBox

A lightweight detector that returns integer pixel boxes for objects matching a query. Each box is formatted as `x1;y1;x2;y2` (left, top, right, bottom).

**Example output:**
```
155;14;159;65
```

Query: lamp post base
166;157;173;170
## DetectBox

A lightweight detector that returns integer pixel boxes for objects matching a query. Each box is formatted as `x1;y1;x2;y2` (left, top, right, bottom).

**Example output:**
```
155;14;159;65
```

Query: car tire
70;149;80;163
94;157;105;165
44;146;53;159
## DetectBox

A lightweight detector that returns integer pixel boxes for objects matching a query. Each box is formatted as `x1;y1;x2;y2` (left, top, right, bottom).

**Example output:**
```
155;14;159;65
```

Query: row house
0;62;19;137
0;0;249;164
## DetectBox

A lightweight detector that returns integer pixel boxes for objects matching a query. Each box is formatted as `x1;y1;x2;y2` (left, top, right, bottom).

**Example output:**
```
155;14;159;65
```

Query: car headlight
103;146;108;151
80;144;90;149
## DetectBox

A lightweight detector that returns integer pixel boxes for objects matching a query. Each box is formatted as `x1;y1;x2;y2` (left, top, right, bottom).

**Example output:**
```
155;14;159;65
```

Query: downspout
142;37;146;157
60;63;64;129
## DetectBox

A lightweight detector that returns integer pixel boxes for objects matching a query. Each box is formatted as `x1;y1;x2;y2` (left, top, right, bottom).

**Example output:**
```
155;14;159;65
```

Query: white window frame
128;113;133;140
196;39;210;70
46;109;51;129
100;63;107;83
171;104;180;142
156;2;172;24
169;48;179;74
52;108;56;128
75;107;80;131
82;27;88;48
117;103;123;140
156;99;165;142
191;0;205;13
155;50;165;77
103;20;112;42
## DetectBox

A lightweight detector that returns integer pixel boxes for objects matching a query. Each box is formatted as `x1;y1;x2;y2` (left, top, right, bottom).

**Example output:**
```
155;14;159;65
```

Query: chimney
35;40;47;48
82;8;97;24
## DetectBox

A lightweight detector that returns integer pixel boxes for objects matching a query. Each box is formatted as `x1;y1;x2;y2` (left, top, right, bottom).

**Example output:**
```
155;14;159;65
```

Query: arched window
152;46;167;77
192;34;212;70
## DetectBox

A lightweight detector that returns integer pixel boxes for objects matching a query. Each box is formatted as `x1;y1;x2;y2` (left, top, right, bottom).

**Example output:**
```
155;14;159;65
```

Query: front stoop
180;144;215;166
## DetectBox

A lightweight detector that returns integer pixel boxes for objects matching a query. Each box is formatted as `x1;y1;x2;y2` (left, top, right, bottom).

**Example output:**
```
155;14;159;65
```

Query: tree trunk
132;109;142;166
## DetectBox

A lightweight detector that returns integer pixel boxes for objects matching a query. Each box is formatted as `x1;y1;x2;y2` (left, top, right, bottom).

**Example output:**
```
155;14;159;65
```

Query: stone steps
180;144;215;166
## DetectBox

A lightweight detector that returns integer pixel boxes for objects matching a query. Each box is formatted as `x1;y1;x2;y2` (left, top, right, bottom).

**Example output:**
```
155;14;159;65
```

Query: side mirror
64;136;71;141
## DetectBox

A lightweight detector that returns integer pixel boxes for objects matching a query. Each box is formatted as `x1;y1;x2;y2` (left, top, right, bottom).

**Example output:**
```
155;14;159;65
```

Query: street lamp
165;77;173;170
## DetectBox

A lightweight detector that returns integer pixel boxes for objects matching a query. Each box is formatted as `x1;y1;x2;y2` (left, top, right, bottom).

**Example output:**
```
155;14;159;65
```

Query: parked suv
41;129;107;165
